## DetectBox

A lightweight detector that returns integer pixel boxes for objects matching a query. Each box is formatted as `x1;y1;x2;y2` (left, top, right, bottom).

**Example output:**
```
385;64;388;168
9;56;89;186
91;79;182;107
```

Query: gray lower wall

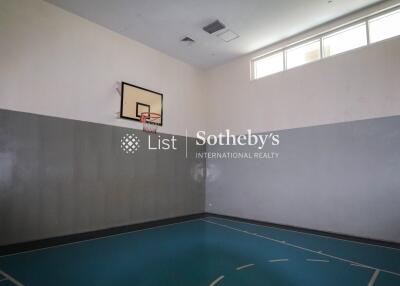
0;109;205;245
2;108;400;245
206;116;400;243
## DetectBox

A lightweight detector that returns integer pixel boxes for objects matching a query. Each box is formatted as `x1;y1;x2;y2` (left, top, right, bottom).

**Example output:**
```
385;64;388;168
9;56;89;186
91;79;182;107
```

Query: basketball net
140;112;161;133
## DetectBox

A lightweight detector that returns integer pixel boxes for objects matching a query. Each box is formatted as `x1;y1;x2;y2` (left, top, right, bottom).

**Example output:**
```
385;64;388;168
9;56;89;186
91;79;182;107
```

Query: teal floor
0;216;399;285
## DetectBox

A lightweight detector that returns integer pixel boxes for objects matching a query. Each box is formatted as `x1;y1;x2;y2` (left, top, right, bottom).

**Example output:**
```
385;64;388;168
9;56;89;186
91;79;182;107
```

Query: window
251;7;400;80
286;40;321;69
369;9;400;43
253;52;283;79
323;23;367;57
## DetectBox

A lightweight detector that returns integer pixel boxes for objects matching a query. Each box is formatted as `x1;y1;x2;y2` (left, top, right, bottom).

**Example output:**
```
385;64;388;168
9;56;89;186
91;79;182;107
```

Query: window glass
253;52;284;79
323;23;367;57
286;40;321;69
251;9;400;80
369;9;400;43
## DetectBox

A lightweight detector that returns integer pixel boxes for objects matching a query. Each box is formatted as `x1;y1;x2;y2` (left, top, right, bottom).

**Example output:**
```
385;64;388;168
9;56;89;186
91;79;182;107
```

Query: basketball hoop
140;112;161;133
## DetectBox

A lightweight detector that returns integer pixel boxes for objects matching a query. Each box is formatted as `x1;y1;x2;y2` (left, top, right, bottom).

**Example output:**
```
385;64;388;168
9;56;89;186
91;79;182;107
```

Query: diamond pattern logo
121;133;140;154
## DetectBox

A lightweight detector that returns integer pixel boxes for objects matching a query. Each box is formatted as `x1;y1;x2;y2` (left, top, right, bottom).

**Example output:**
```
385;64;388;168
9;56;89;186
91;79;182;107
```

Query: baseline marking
306;259;330;263
209;275;224;286
0;219;202;258
207;216;400;251
350;263;376;271
368;270;380;286
236;264;255;271
202;219;400;277
269;259;289;263
0;270;24;286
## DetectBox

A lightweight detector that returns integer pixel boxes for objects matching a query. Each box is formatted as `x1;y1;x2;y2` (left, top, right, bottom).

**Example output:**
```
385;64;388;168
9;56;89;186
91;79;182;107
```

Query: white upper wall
205;2;400;134
0;0;205;137
1;0;400;137
44;0;384;69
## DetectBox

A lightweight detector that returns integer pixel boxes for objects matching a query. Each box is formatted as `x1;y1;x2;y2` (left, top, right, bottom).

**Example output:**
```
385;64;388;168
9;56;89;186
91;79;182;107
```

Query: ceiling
45;0;384;69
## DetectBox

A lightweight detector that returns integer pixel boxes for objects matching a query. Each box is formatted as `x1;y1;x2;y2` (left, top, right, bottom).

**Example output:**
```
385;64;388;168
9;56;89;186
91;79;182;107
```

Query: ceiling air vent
217;30;239;42
181;36;195;43
181;36;195;46
203;20;225;34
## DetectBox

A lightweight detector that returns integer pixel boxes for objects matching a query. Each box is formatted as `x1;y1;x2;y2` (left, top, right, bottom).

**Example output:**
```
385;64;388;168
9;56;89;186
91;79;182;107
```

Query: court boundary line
268;259;288;263
0;219;202;258
368;270;380;286
236;264;255;270
306;259;330;263
202;219;400;278
206;216;400;251
0;270;24;286
209;275;224;286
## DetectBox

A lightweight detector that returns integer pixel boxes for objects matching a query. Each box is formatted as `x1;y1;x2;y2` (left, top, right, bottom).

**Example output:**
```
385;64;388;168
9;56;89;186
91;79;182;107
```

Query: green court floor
0;216;399;285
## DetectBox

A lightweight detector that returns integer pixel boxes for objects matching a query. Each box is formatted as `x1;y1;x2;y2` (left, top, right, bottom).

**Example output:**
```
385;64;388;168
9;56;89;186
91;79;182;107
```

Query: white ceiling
45;0;384;69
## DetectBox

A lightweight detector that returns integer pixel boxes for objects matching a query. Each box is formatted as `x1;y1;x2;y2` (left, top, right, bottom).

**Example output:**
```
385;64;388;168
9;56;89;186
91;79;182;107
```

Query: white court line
0;270;24;286
209;275;224;286
0;219;202;258
236;264;255;270
368;270;380;286
202;219;400;277
350;263;366;268
269;259;289;263
350;263;376;270
207;216;400;251
306;259;330;263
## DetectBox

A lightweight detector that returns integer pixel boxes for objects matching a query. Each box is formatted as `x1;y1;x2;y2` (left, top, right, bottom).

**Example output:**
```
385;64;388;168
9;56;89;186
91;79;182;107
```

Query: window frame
285;38;322;70
321;21;368;58
251;50;285;79
251;5;400;80
367;8;400;44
